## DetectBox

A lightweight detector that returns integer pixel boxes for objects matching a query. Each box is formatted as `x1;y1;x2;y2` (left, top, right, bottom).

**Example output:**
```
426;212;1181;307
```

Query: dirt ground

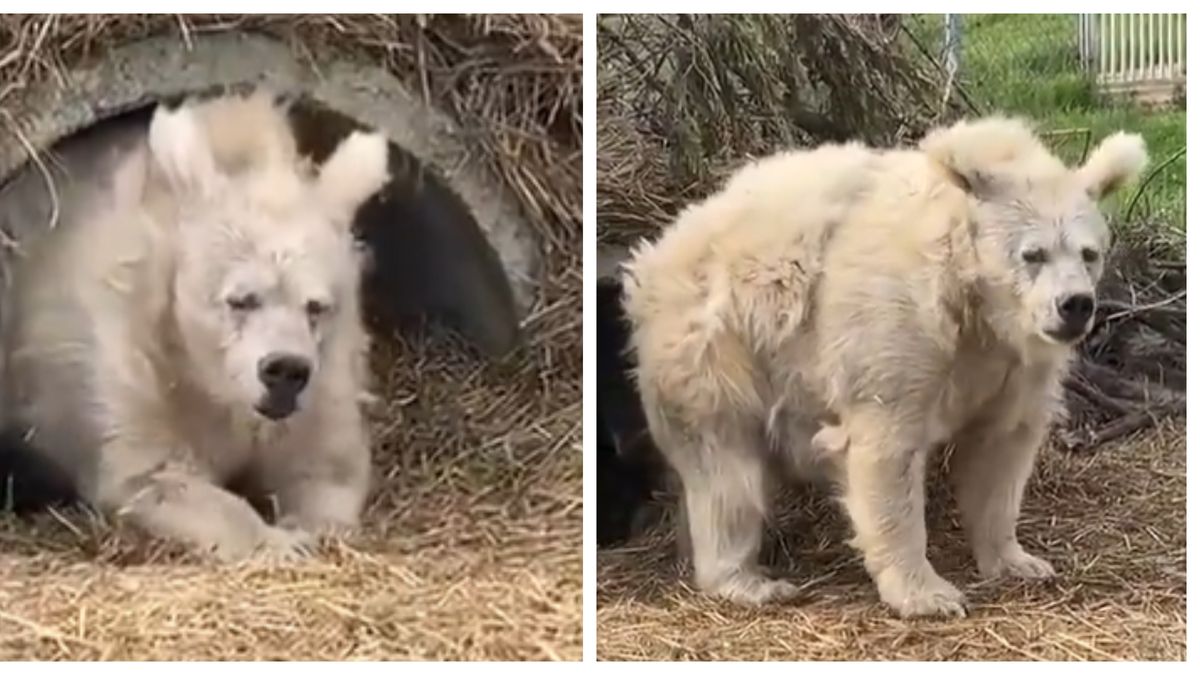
597;420;1185;661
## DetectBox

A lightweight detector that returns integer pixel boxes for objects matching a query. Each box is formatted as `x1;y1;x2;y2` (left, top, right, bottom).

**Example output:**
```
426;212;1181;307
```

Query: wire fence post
943;13;963;78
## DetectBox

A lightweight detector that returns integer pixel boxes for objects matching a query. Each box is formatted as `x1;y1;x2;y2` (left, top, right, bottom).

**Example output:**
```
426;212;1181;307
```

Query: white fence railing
1079;14;1186;84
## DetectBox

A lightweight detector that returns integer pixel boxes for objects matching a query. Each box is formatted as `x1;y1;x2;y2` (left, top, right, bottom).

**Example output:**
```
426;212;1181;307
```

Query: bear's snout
1056;293;1095;330
258;353;312;399
1045;292;1096;344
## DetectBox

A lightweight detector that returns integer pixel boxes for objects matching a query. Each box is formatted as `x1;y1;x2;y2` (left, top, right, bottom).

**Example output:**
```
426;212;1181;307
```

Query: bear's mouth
1043;324;1089;345
255;396;299;421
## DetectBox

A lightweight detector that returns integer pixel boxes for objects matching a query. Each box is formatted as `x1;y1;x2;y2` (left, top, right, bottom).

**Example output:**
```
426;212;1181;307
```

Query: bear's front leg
264;412;371;537
950;417;1055;581
94;444;314;562
840;407;966;618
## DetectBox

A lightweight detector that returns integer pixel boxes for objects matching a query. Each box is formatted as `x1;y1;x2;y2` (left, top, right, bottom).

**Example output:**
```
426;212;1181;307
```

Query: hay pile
597;14;1184;661
0;14;581;660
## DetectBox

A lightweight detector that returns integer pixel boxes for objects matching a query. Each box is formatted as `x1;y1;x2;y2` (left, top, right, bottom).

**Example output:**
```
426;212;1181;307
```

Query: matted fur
0;91;390;560
621;116;1147;617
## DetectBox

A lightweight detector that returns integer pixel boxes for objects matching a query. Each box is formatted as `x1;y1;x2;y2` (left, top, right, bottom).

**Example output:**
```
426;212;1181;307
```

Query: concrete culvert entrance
0;32;540;357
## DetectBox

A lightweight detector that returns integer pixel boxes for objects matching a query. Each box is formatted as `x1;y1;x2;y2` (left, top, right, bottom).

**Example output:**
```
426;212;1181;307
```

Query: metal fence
1080;14;1186;103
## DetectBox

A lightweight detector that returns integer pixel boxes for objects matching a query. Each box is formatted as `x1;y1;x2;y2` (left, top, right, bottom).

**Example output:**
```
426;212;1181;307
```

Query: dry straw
599;422;1184;661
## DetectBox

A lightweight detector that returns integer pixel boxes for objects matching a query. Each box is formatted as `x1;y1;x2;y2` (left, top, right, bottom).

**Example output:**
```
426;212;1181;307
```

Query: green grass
960;14;1091;114
909;14;1186;232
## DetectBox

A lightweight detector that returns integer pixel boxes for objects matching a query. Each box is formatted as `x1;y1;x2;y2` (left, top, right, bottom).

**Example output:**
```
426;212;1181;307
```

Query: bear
0;90;389;561
620;116;1147;617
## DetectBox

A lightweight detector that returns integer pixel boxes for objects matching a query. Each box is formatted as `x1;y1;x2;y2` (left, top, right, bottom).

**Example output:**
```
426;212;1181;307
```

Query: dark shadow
288;97;521;358
596;278;666;548
0;428;76;514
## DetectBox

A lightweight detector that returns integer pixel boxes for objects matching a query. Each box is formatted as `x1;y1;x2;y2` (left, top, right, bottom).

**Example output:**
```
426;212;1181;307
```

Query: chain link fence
905;14;1088;113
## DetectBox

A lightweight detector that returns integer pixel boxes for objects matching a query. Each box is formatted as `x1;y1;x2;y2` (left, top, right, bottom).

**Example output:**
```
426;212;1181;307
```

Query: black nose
1057;293;1095;325
258;353;312;396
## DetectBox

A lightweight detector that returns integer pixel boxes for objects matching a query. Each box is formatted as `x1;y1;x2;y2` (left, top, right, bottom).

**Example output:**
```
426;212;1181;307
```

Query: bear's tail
0;429;78;514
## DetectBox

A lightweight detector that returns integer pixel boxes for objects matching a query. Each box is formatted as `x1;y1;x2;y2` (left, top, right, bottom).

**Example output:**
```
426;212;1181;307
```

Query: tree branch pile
1056;234;1186;451
598;13;959;244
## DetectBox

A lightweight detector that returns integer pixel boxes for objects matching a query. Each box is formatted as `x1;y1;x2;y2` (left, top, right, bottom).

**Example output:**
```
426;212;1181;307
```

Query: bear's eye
1081;247;1099;263
306;300;331;317
227;293;261;312
1021;248;1048;265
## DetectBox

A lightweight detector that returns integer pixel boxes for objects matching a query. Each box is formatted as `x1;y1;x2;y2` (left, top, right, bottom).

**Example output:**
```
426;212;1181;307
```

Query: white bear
621;117;1147;616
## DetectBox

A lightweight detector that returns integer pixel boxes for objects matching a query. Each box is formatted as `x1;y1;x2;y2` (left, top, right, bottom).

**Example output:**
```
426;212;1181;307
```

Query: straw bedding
598;423;1185;661
0;14;582;661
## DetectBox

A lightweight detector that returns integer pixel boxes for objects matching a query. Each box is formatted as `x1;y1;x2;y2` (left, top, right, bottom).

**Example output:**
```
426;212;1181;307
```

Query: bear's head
921;117;1147;354
145;92;389;421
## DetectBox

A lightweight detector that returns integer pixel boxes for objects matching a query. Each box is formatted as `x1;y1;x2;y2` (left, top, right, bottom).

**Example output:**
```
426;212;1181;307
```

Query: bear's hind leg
674;426;799;606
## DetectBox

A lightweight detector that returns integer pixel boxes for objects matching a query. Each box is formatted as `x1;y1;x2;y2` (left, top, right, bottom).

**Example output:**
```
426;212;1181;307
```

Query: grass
909;13;1186;232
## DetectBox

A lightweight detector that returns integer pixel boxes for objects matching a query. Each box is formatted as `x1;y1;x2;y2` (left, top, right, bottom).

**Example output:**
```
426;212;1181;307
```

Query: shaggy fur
0;91;389;560
621;116;1147;617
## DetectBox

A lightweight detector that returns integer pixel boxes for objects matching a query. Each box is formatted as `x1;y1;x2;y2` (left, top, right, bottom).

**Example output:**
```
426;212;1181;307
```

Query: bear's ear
317;130;390;223
1077;131;1148;200
920;116;1041;198
147;101;222;196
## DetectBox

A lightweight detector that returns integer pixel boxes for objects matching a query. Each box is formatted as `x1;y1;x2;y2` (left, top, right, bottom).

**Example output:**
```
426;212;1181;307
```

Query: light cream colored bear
2;91;389;561
621;116;1147;617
